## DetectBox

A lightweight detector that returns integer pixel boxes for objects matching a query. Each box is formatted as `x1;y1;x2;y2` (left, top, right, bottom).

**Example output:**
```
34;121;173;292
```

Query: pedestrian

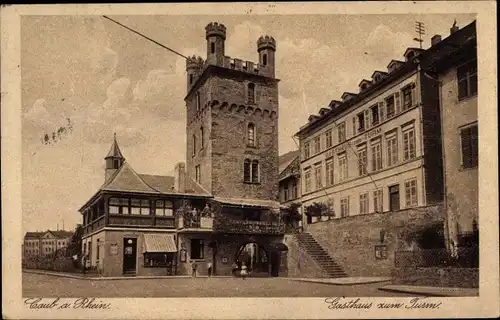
207;261;213;277
81;254;88;275
191;261;197;278
240;262;248;280
231;262;238;277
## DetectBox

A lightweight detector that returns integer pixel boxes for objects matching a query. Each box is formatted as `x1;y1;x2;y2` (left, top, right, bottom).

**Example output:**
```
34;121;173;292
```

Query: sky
21;14;476;233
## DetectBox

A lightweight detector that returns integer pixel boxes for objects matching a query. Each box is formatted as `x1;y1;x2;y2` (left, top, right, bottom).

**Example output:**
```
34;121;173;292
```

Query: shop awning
143;234;177;253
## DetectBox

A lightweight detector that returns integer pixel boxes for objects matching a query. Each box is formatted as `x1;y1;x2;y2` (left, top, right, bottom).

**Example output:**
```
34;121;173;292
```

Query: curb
289;278;392;286
378;286;479;297
23;269;234;280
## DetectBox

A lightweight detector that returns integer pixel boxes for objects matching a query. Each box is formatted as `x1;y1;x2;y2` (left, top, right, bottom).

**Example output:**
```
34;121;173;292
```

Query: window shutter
460;128;472;168
395;92;401;114
378;101;385;122
364;110;371;129
411;83;417;107
352;117;357;135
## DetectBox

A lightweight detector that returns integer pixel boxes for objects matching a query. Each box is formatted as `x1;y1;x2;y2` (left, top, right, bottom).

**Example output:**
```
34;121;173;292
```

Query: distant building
419;21;478;249
279;150;302;225
23;230;73;257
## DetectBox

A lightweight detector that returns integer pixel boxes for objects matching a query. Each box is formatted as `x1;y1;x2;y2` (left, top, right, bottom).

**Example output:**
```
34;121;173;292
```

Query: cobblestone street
23;273;416;298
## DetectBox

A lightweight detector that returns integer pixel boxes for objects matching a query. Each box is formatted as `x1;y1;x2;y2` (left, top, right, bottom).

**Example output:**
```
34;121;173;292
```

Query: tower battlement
186;55;205;70
205;22;227;40
257;35;276;51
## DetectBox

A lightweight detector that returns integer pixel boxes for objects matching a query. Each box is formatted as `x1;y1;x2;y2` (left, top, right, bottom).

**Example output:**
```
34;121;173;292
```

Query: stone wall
392;267;479;288
284;234;325;278
307;205;445;277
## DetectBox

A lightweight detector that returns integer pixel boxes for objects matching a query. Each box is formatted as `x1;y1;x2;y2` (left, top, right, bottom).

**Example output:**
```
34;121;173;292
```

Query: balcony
177;216;214;231
213;219;285;235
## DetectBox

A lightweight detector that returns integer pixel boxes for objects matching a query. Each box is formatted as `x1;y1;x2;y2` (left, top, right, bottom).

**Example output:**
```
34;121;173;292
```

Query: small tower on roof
104;133;125;182
257;35;277;78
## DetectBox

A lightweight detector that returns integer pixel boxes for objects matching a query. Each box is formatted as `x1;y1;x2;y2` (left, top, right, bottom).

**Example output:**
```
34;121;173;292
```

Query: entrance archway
234;242;269;277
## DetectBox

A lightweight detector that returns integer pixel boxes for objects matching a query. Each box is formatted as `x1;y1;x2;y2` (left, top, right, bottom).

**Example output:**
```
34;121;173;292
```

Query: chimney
431;35;442;46
450;20;459;34
174;163;186;193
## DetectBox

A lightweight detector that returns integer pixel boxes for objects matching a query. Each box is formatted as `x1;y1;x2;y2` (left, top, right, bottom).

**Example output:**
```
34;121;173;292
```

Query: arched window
263;54;268;66
210;42;215;54
247;123;256;147
192;134;196;156
248;83;255;104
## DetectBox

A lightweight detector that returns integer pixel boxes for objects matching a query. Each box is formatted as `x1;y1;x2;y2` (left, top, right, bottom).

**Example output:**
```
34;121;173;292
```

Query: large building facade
23;230;73;258
79;22;288;278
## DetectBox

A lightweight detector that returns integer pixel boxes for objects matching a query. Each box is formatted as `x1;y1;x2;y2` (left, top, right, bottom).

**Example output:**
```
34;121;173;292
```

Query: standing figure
240;262;248;280
191;261;197;277
207;260;213;277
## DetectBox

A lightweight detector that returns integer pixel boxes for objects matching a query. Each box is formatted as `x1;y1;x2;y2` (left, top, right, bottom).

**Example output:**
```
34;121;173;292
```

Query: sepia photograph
2;2;499;319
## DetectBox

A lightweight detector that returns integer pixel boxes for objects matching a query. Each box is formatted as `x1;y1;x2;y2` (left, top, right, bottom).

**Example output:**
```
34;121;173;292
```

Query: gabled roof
279;150;300;174
105;134;124;159
100;162;161;194
51;231;73;238
308;114;319;122
358;79;372;87
387;59;405;70
318;107;330;116
139;174;175;193
371;70;389;79
25;232;44;238
328;100;342;108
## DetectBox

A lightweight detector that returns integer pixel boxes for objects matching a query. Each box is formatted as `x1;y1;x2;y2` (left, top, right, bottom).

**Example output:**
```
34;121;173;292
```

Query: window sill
459;166;478;172
246;145;257;149
244;181;261;185
458;94;477;102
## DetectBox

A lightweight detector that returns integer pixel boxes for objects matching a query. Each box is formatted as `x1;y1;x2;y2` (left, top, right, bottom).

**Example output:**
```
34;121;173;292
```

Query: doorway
234;242;269;277
123;238;137;275
269;252;281;277
389;185;400;211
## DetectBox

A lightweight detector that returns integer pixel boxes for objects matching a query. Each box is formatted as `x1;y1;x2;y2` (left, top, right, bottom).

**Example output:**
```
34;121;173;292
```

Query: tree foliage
67;224;83;258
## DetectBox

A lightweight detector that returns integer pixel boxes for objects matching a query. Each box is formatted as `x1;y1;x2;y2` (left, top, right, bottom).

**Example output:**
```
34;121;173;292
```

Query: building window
109;198;130;215
371;140;382;171
155;200;174;216
338;122;346;143
113;159;120;169
460;124;478;169
359;193;368;215
371;104;379;125
190;239;204;260
244;159;259;183
457;59;477;100
325;129;333;148
304;142;310;159
248;83;256;104
386;132;398;166
196;92;201;111
304;168;312;193
325;158;334;186
195;165;201;183
283;185;289;201
189;74;193;85
357;112;365;132
403;127;416;161
402;85;413;110
210;42;215;54
405;179;418;207
386;95;395;118
338;153;348;182
192;134;196;156
130;199;150;215
313;136;321;154
340;197;349;217
200;127;204;149
373;189;383;213
263;54;267;66
247;123;256;147
314;163;322;190
144;253;173;268
358;145;367;176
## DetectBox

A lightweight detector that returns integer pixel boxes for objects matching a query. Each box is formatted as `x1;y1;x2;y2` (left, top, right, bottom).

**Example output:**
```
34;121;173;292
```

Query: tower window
113;159;119;169
263;54;267;66
247;123;256;147
200;126;204;149
210;42;215;54
189;74;193;85
196;92;201;111
244;159;260;183
248;83;255;104
192;134;196;156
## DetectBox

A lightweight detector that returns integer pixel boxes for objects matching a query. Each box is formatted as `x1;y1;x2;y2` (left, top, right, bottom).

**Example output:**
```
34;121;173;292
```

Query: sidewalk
290;277;392;285
23;269;232;280
378;284;479;297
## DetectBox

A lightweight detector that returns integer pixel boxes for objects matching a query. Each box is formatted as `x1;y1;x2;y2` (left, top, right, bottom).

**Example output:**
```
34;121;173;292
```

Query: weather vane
413;21;425;49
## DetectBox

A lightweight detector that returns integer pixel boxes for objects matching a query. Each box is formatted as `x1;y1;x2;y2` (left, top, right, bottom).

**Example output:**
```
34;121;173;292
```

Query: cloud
133;69;170;101
365;24;412;63
24;99;53;129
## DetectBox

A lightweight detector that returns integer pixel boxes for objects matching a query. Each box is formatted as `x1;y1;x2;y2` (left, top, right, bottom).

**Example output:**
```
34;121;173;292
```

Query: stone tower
185;22;279;201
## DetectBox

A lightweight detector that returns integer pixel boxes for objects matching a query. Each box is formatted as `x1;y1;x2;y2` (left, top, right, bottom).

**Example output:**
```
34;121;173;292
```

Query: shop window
190;239;204;259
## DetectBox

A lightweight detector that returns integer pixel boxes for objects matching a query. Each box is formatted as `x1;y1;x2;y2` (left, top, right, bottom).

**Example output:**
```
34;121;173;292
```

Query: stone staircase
295;232;347;278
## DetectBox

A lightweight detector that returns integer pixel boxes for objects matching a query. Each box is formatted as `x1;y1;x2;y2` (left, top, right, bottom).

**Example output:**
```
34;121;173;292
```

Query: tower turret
257;35;276;78
205;22;226;66
186;55;204;90
104;133;125;182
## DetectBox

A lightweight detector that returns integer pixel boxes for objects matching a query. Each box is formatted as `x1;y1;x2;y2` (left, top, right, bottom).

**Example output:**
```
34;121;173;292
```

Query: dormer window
248;83;255;104
374;75;380;82
247;123;256;147
406;51;415;61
